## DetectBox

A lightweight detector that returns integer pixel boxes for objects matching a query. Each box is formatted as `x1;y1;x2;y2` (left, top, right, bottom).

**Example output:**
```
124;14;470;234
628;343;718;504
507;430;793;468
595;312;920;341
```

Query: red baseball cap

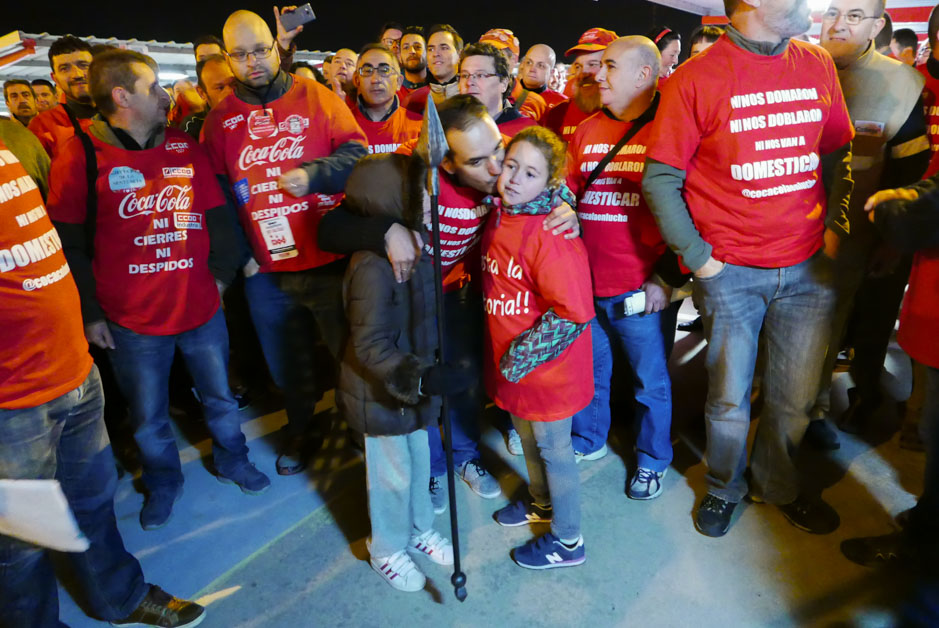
479;28;520;58
565;27;619;57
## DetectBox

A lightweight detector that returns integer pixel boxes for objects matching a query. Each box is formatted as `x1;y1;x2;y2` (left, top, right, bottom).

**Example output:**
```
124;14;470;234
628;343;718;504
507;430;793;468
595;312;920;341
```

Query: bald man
566;38;674;499
519;44;566;107
203;10;367;475
330;48;358;101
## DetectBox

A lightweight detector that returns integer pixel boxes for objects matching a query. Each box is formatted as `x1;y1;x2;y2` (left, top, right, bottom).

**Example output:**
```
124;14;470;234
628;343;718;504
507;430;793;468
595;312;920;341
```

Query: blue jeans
428;287;484;477
511;416;581;540
571;292;673;471
244;263;345;438
694;251;835;504
108;308;249;495
0;367;149;626
364;430;434;558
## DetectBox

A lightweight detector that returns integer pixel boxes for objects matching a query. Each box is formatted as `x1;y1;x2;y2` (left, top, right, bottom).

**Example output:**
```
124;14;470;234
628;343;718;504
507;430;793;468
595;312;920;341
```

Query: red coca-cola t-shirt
917;63;939;178
352;102;422;155
203;76;367;273
568;110;665;296
0;139;93;408
481;211;594;421
647;36;854;268
47;129;224;335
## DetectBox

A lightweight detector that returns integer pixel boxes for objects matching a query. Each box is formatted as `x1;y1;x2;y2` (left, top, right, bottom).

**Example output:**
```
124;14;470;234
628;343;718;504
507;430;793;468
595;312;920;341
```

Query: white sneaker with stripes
408;528;454;566
369;549;426;592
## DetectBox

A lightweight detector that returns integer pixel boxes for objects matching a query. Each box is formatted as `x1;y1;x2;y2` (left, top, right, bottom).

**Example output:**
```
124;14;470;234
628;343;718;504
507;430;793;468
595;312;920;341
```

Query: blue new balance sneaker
494;499;552;527
512;533;585;569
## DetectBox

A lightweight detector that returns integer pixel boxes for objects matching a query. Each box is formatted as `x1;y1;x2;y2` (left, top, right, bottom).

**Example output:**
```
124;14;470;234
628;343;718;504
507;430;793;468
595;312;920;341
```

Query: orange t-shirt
0;139;92;409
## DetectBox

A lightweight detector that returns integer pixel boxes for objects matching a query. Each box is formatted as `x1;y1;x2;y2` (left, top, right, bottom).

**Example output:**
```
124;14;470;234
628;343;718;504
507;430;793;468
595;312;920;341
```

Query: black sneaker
804;419;840;451
841;532;905;568
695;494;737;537
777;495;840;534
110;585;205;627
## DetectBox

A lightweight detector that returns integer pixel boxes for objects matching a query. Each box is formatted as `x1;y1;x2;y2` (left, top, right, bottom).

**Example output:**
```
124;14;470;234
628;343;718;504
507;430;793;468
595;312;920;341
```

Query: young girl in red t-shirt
480;127;595;569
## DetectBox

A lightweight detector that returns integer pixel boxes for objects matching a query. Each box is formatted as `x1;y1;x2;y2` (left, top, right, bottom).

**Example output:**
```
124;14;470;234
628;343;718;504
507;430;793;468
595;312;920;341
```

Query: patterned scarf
485;184;577;226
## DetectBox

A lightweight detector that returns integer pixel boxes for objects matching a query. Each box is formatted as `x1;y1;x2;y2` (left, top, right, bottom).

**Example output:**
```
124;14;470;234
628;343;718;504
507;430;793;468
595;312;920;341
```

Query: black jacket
335;152;440;436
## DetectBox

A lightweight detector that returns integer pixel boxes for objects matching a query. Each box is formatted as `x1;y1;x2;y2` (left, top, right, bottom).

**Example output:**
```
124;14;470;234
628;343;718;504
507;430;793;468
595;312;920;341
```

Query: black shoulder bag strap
64;105;99;255
584;99;659;191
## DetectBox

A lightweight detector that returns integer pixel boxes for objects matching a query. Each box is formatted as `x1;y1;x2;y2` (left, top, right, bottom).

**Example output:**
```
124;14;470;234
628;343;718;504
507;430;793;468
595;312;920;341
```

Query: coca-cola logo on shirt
119;185;193;219
237;136;305;170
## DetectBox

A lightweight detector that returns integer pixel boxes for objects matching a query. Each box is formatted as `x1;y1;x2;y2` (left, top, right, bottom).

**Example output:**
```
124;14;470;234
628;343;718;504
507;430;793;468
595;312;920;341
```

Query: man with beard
351;43;421;153
330;48;358;102
543;28;617;142
643;0;854;538
317;94;578;512
404;24;463;113
30;79;57;113
28;36;95;158
3;80;37;127
203;10;367;475
519;44;567;108
807;0;929;446
458;42;536;137
398;26;428;96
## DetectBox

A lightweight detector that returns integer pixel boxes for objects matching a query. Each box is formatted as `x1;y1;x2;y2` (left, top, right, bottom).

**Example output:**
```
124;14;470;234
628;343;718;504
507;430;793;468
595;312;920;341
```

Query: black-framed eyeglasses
357;64;397;78
227;43;276;62
821;9;880;26
458;71;499;82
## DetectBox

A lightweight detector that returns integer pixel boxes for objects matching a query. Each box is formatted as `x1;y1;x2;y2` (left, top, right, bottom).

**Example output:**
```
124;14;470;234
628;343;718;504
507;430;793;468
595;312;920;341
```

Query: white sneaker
409;528;454;566
370;549;426;592
506;429;524;456
574;443;608;464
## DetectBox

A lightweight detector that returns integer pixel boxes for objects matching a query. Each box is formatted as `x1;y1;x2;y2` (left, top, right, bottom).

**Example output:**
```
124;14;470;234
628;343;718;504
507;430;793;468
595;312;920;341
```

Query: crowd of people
4;0;939;624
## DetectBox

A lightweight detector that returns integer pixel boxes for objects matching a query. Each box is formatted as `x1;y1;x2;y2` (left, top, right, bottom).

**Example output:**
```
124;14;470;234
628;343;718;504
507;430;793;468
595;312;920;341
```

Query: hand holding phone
278;4;316;33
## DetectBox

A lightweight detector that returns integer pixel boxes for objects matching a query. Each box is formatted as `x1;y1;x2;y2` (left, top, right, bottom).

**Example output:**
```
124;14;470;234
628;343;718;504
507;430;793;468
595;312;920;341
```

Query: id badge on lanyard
249;107;298;260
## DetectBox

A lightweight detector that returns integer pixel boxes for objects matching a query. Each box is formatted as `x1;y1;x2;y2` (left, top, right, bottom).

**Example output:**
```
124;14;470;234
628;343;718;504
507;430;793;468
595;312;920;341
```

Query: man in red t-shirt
458;43;537;138
319;95;580;512
519;44;568;109
917;6;939;177
643;0;854;538
203;10;367;475
0;134;206;627
351;44;422;154
543;28;617;142
28;36;96;158
567;37;674;500
47;49;269;531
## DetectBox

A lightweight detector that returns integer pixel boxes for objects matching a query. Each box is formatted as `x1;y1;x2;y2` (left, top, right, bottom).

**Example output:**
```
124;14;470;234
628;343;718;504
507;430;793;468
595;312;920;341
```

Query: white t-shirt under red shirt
647;35;855;268
0;139;93;409
568;109;665;296
203;75;368;273
48;128;224;335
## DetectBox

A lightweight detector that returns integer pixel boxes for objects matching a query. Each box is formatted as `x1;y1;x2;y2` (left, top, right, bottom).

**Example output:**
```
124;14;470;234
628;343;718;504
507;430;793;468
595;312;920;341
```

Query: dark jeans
428;287;485;477
909;366;939;543
107;309;249;495
0;367;149;627
244;262;346;438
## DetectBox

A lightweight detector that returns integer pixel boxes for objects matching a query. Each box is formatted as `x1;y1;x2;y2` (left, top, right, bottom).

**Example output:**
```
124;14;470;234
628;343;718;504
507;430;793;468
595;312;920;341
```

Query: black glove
420;362;476;396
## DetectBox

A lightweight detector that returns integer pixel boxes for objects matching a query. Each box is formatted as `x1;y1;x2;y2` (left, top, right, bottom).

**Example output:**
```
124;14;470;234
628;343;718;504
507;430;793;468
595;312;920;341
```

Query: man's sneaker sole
513;554;586;570
216;475;271;496
111;613;205;628
575;443;608;464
